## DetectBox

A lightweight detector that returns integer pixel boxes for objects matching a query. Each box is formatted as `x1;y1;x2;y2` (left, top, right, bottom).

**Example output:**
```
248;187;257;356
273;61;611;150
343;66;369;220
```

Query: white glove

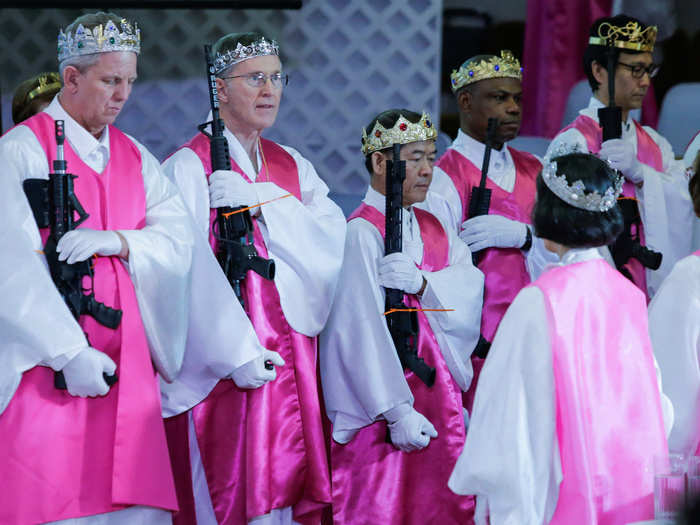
230;349;285;389
460;214;528;252
61;346;117;398
378;252;424;295
209;169;260;209
56;229;123;264
599;138;643;184
385;406;438;452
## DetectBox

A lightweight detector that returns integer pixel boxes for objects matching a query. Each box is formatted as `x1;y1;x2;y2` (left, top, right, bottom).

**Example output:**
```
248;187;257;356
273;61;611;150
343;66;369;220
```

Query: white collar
44;95;110;160
453;128;510;161
581;96;634;129
557;246;603;266
205;110;262;179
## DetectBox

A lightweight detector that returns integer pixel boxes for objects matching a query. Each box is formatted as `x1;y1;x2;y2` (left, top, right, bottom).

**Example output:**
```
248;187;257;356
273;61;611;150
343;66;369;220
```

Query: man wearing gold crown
161;31;345;525
320;109;484;524
424;50;555;413
0;12;273;525
548;14;695;298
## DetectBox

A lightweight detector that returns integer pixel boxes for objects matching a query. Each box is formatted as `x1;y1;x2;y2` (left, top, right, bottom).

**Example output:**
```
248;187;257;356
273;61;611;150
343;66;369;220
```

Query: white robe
682;133;700;251
448;248;674;525
321;186;484;443
421;128;559;282
649;252;700;455
548;96;695;296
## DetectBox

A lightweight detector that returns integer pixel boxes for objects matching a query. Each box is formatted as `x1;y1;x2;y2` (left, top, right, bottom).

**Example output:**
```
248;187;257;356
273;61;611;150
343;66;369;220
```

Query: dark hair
583;15;649;91
212;31;277;77
532;153;624;247
12;72;61;124
362;108;422;174
690;167;700;218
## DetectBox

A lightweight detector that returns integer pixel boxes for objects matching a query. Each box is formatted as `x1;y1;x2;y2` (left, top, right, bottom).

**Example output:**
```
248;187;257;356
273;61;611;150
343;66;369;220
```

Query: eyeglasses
221;72;289;88
617;62;660;79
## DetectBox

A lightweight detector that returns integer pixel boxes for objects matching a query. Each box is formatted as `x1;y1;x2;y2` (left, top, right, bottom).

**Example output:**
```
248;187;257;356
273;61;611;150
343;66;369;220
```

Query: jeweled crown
450;50;523;92
58;18;140;62
589;21;657;52
214;37;279;75
361;111;438;156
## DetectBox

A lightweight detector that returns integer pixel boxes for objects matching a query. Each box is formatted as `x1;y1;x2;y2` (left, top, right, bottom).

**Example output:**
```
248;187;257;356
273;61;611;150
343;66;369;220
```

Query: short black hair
583;15;650;91
690;168;700;218
362;108;422;175
532;153;624;247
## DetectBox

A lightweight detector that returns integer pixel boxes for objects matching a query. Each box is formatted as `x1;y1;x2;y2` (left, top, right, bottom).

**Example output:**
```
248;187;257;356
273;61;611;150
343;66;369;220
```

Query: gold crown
589;21;657;52
362;111;437;156
450;50;522;92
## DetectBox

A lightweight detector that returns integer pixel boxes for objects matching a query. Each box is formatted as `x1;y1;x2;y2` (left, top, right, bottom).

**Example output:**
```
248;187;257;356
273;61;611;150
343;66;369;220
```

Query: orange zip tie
222;193;293;218
384;308;455;316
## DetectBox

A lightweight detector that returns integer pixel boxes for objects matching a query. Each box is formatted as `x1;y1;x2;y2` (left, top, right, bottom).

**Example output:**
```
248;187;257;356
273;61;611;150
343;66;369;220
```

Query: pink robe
165;134;330;525
0;112;177;524
434;147;541;412
534;258;667;524
561;115;664;299
329;204;474;525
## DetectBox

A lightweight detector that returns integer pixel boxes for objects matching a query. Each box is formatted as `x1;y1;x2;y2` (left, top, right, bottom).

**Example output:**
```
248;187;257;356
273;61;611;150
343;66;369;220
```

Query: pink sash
0;112;177;524
534;259;667;524
562;115;664;299
167;133;330;524
329;203;474;525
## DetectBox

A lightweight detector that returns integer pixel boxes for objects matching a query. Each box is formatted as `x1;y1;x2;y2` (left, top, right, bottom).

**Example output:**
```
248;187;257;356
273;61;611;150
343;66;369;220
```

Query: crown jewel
589;21;657;52
58;19;140;62
361;111;438;155
451;50;522;92
214;37;279;75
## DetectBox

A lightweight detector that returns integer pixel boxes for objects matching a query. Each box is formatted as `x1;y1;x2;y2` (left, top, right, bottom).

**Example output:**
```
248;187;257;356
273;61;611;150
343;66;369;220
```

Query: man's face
373;139;436;207
613;51;653;111
218;55;283;133
73;51;137;132
459;77;522;147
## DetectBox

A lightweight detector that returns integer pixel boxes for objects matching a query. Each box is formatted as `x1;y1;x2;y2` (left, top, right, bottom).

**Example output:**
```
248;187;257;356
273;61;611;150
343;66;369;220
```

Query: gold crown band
450;50;522;92
362;111;437;156
588;21;657;53
26;75;61;104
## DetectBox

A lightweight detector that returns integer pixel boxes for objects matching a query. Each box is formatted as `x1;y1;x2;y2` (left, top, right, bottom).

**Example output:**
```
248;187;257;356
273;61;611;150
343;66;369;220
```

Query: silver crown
214;37;279;75
58;19;141;62
541;158;623;212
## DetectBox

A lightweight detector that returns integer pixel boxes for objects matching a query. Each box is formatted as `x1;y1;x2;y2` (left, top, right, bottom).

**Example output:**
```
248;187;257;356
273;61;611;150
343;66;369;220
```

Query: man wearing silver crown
321;109;484;524
161;32;345;525
423;50;556;414
549;14;695;298
0;12;272;525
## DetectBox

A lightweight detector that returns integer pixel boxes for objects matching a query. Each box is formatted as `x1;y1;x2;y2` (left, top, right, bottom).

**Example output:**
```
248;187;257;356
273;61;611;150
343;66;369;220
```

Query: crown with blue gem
58;18;140;63
450;50;522;92
214;37;279;75
362;111;437;156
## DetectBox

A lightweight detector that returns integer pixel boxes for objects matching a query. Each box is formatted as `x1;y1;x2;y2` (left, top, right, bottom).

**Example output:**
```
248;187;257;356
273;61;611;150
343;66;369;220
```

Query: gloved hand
230;349;285;389
459;215;528;252
61;346;117;398
599;138;643;184
56;229;123;264
385;406;438;452
378;252;424;295
209;170;260;209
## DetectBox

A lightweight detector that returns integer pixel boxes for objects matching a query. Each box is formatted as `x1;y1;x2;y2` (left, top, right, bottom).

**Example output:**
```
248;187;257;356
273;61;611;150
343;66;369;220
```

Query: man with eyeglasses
162;32;345;525
548;14;695;298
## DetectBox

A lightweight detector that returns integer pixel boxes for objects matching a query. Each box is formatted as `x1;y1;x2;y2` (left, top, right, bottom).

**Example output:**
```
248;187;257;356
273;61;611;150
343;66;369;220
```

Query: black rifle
597;49;662;275
198;44;275;308
467;117;499;265
23;120;120;390
384;143;435;388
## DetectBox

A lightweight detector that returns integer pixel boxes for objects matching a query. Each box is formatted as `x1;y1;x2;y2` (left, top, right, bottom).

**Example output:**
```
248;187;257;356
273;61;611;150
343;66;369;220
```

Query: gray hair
58;53;101;78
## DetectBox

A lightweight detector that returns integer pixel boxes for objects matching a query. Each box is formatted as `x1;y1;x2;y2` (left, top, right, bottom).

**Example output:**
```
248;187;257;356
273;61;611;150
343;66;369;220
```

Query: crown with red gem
362;111;437;156
58;18;140;63
214;37;279;75
450;50;522;92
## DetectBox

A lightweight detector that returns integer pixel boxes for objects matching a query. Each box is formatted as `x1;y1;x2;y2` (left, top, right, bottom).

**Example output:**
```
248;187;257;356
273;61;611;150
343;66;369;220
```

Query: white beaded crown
214;37;279;75
58;18;140;62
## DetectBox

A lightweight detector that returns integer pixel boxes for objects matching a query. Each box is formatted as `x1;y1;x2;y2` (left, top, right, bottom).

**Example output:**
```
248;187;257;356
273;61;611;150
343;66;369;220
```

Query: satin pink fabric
0;112;177;524
331;204;475;525
534;258;667;524
435;146;540;413
167;134;331;524
562;115;664;299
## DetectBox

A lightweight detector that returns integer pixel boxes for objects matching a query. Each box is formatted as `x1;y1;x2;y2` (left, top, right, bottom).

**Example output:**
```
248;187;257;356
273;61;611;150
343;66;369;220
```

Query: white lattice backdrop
1;1;442;196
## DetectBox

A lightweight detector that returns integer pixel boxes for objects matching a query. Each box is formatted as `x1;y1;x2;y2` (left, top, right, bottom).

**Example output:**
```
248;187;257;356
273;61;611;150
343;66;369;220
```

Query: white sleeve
253;146;345;336
0;126;89;413
525;235;560;281
649;256;700;454
161;147;211;236
683;132;700;168
546;127;590;158
320;219;413;444
448;286;562;525
420;228;484;391
421;166;464;235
